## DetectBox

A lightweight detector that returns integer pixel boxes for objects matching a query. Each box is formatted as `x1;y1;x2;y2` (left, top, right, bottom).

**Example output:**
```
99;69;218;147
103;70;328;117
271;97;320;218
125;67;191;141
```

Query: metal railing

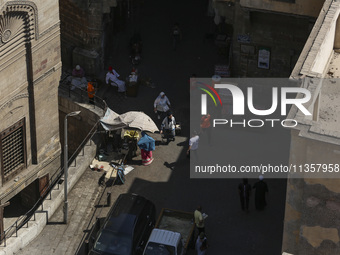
0;78;108;247
59;73;107;111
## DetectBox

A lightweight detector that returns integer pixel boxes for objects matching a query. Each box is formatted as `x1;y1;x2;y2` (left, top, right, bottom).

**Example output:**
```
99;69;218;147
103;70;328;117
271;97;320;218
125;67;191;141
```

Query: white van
143;229;184;255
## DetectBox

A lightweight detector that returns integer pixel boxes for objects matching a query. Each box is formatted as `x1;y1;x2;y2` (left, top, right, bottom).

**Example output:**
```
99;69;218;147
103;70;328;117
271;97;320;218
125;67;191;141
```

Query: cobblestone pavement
15;0;288;254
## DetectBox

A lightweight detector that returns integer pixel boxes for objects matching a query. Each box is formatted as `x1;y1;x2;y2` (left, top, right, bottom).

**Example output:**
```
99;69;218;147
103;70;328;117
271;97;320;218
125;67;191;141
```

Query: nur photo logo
196;80;312;128
195;81;223;114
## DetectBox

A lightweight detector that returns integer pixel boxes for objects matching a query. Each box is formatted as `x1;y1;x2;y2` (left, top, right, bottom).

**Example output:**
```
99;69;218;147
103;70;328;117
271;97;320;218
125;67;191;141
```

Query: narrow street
16;0;288;254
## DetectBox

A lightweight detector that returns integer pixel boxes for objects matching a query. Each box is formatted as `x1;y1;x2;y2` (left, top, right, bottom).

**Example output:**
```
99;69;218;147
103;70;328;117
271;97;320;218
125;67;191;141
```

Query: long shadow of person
164;161;176;170
155;140;170;146
176;141;187;147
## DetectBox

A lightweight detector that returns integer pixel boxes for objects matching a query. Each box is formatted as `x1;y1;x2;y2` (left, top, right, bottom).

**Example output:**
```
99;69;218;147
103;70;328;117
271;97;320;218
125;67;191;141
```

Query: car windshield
93;230;132;255
144;242;175;255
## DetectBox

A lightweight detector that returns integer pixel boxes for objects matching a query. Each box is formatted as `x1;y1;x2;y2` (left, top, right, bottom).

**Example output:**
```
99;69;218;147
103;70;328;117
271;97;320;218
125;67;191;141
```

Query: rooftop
288;0;340;145
320;52;340;133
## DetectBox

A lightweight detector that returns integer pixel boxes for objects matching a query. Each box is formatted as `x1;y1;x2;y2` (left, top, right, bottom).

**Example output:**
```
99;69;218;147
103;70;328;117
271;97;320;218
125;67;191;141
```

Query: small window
0;118;27;184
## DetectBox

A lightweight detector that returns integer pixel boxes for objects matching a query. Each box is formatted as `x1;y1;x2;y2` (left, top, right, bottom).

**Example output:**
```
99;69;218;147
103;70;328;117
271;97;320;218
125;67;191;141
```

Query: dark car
90;193;156;255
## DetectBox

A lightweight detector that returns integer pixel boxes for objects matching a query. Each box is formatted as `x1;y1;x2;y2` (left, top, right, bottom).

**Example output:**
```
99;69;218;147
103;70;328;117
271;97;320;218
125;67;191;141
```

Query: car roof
147;229;181;247
103;193;154;235
109;193;151;217
105;213;137;235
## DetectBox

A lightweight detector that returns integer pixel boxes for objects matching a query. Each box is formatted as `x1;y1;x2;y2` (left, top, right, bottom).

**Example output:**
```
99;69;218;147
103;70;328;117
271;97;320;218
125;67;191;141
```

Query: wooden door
39;174;49;197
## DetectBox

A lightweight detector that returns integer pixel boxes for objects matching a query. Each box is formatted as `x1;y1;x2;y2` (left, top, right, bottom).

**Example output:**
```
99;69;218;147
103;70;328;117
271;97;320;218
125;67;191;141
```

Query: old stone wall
0;0;62;202
59;0;102;50
282;129;340;254
59;0;121;75
240;0;324;18
59;0;106;74
231;1;311;77
58;96;101;156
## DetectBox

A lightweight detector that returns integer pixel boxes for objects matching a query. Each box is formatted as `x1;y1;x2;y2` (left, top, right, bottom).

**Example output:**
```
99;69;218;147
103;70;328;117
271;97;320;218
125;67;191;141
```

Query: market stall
100;108;159;163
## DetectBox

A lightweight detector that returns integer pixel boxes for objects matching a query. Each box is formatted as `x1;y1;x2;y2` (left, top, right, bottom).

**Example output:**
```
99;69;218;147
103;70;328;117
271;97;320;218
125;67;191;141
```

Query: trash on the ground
90;158;112;172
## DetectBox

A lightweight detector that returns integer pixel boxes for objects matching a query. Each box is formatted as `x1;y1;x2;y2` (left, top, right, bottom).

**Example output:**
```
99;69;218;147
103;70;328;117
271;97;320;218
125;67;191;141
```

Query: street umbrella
118;111;159;133
100;108;125;131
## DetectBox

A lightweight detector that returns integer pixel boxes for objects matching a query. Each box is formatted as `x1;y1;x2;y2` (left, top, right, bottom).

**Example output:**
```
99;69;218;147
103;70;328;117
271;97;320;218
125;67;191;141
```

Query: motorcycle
129;33;142;65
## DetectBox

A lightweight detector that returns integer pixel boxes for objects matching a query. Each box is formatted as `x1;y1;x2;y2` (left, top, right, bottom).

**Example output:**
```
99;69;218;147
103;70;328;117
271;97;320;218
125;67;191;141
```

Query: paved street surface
15;0;288;254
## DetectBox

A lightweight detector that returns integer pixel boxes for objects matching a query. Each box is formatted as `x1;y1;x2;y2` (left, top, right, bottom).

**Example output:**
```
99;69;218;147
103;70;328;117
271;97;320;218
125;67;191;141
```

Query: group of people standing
238;176;269;212
192;176;268;254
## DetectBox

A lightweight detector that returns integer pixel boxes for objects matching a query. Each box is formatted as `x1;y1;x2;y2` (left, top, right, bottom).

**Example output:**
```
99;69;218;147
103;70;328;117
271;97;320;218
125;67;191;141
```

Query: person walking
194;205;205;235
187;131;199;161
154;92;171;120
160;111;176;144
196;232;208;255
238;178;251;212
253;175;269;210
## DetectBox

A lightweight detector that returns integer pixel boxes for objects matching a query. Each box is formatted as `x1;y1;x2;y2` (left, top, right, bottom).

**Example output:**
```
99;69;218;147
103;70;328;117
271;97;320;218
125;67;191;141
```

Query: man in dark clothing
253;175;268;210
238;178;251;212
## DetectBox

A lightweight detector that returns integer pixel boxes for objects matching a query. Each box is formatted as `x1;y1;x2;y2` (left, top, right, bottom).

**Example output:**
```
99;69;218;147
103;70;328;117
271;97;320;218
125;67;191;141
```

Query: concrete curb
0;140;97;255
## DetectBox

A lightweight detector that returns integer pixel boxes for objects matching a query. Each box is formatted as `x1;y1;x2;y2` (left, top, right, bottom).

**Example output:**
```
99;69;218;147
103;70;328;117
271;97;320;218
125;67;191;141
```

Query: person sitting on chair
160;111;176;144
69;64;87;90
106;66;127;97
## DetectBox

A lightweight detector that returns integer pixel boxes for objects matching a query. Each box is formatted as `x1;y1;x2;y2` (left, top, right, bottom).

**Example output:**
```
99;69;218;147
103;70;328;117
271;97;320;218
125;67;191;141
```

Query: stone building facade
0;0;61;229
283;0;340;254
212;0;324;77
59;0;122;76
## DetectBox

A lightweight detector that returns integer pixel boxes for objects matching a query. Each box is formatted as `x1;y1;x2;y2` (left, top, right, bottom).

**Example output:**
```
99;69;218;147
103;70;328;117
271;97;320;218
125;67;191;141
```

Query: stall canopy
100;108;159;133
100;108;124;131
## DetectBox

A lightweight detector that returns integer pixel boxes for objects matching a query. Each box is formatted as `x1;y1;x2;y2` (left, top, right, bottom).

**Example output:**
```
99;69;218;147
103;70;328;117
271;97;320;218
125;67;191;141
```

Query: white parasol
118;111;159;133
100;108;158;133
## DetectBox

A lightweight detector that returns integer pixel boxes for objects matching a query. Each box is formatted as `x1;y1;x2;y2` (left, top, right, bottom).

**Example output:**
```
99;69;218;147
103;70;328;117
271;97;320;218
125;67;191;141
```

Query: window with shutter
0;118;27;184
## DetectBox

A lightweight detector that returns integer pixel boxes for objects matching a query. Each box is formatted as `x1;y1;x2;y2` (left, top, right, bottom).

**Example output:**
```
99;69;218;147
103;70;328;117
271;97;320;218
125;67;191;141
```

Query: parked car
89;193;156;255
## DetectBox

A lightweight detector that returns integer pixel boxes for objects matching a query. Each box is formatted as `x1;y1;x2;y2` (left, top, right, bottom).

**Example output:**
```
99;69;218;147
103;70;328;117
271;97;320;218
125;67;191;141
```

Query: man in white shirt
187;131;199;161
106;66;126;95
